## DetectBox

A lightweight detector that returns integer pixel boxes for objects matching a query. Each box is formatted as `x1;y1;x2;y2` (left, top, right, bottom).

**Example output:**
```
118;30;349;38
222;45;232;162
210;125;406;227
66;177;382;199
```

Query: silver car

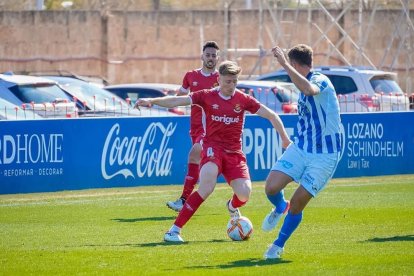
257;66;410;112
0;73;78;118
105;83;189;115
44;76;176;117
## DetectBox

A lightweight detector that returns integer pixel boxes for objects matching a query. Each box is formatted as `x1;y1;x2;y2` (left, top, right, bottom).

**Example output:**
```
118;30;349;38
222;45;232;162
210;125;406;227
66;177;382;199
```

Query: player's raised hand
271;46;288;66
134;98;152;110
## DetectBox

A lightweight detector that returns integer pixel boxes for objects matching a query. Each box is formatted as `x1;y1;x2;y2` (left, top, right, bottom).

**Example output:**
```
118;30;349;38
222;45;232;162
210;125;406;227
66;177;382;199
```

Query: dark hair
203;41;220;52
287;44;313;67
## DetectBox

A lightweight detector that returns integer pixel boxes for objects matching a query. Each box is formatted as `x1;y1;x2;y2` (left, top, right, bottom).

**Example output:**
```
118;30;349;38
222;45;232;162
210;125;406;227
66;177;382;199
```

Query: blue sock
266;190;287;213
274;211;303;248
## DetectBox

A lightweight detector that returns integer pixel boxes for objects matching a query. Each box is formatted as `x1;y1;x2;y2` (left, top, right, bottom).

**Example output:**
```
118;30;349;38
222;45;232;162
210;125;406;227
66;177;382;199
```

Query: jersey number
207;147;214;157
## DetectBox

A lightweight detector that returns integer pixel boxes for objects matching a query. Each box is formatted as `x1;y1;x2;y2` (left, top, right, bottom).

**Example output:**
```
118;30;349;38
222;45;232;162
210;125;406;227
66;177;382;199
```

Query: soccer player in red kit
166;41;220;212
135;61;291;243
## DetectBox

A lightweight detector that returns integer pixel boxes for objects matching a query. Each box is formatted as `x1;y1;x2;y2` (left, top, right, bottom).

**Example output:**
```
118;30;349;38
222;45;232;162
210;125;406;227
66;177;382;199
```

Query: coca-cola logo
101;122;176;179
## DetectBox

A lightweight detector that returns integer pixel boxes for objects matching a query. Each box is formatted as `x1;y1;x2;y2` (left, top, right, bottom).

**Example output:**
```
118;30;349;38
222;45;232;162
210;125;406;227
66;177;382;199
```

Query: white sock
228;200;237;212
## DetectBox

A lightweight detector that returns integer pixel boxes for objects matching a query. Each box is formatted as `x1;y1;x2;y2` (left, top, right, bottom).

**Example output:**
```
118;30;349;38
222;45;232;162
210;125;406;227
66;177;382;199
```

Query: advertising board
1;112;413;194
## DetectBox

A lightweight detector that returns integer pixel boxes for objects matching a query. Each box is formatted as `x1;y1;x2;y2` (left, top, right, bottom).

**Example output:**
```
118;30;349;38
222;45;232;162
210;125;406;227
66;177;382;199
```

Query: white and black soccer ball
227;216;253;241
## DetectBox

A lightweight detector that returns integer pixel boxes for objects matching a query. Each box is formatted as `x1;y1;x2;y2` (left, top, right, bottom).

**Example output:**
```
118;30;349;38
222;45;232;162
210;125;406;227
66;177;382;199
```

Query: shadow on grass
80;242;189;248
364;234;414;243
79;239;230;248
111;216;175;223
137;239;230;247
183;258;291;270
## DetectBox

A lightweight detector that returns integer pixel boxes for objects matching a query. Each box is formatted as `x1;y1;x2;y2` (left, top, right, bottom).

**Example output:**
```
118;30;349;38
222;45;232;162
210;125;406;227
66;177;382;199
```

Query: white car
105;83;188;115
0;73;78;118
257;66;410;112
43;76;176;117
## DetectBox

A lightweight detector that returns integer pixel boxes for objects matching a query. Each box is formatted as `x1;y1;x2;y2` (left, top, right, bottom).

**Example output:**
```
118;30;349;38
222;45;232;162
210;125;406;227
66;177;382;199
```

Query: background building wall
0;9;413;93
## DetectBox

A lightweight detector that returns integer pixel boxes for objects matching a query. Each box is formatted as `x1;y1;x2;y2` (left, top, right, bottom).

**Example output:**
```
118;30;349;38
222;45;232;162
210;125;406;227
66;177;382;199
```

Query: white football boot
166;198;184;212
164;231;184;243
264;244;284;259
262;201;290;232
227;200;241;218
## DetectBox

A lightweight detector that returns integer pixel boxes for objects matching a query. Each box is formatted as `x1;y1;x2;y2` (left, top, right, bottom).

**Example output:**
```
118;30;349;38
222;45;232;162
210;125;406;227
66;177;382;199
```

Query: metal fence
2;95;412;121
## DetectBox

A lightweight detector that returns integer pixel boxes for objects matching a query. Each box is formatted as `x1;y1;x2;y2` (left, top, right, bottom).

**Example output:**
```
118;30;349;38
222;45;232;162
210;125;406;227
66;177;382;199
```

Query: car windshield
48;77;129;110
370;77;403;95
9;83;70;104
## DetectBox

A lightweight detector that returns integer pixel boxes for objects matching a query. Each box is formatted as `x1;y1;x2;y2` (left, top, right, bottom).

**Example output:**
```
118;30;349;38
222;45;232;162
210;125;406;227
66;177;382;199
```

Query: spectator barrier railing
1;91;412;120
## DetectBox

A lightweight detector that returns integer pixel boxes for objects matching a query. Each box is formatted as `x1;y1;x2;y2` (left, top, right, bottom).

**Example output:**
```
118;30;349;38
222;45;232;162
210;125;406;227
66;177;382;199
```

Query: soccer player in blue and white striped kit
262;44;343;259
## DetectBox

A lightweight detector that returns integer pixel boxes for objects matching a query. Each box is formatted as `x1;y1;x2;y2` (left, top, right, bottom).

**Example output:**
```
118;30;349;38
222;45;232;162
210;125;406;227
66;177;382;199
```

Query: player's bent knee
236;194;250;202
188;147;202;163
236;187;251;202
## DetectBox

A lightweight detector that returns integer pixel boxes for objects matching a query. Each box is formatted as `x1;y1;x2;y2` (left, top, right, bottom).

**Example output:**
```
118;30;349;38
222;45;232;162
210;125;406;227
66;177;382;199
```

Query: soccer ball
227;216;253;241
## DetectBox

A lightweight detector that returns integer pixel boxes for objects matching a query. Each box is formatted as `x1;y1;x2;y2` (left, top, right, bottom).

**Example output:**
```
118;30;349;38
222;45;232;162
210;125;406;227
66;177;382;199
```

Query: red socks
173;193;246;229
230;193;247;209
180;163;199;200
174;191;204;228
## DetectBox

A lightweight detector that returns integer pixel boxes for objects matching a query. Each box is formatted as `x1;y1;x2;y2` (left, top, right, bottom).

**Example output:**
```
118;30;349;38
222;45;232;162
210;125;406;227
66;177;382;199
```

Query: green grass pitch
1;175;413;275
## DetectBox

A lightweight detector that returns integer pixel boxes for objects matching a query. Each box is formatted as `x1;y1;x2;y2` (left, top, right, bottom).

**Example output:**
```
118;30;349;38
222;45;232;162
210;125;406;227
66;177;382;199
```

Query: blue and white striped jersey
295;71;342;154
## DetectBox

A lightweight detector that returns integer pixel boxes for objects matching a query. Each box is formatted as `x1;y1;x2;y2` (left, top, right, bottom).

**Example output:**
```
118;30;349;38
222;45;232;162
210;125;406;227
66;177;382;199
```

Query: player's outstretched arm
135;95;191;109
256;104;292;149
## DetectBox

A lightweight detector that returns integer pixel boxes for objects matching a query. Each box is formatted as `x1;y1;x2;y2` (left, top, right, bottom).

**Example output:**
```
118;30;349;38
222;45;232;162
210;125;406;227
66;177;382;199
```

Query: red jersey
190;88;261;152
181;69;219;138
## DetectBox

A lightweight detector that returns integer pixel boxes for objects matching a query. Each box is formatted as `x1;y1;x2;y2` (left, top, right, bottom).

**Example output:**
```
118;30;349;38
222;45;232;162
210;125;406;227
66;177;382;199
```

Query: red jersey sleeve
243;93;261;114
181;72;191;90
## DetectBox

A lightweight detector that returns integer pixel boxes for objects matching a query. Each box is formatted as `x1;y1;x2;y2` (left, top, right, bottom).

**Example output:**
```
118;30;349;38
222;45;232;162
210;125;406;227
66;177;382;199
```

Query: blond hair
218;61;242;76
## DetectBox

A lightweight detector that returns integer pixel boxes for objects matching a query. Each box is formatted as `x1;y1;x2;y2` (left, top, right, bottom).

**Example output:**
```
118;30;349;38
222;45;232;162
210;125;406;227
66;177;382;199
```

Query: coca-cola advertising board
0;117;191;194
0;112;413;194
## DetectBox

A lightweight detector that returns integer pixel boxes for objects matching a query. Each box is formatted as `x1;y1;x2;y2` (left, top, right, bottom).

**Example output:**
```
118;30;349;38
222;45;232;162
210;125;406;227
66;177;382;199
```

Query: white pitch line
0;194;175;207
0;179;408;207
0;185;235;207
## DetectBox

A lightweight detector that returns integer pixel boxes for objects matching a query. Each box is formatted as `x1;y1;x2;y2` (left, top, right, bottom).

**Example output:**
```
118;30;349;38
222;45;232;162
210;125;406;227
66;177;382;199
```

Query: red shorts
200;142;250;184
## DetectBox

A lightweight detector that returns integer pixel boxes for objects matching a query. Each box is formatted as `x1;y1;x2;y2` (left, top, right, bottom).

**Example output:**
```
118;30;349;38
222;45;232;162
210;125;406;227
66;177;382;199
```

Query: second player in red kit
166;41;220;212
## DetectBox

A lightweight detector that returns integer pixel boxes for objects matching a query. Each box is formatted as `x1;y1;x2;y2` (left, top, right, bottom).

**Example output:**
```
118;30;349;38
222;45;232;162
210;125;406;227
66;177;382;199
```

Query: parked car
236;80;298;114
257;66;410;112
0;73;78;118
24;70;110;88
43;76;175;117
104;83;188;115
0;97;42;120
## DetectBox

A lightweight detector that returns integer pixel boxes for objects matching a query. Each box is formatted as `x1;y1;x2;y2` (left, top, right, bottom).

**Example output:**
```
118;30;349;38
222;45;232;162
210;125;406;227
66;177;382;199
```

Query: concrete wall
0;9;413;93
